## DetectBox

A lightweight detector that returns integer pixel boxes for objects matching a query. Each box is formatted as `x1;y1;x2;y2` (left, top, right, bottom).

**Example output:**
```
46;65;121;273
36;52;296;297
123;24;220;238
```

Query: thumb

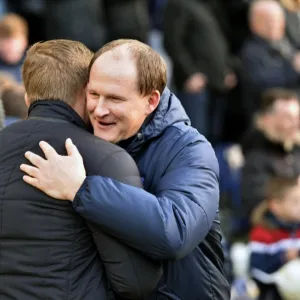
65;138;81;159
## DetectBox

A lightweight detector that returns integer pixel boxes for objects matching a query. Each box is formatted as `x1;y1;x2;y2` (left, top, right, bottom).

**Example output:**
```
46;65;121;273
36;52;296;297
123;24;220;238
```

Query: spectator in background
249;176;300;300
6;0;46;45
241;88;300;225
0;13;28;83
278;0;300;49
45;0;105;52
241;0;300;128
148;0;167;31
104;0;150;44
163;0;236;137
0;72;27;119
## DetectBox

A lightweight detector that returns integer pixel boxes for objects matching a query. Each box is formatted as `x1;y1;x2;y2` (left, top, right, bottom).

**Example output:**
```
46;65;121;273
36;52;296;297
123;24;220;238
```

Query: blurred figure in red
250;176;300;300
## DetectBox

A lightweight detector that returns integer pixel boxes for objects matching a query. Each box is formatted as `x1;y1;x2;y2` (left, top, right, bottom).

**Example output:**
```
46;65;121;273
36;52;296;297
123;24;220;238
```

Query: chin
93;130;116;143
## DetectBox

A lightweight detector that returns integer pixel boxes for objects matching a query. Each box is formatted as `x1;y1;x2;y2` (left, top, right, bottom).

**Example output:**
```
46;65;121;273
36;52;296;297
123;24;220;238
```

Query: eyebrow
106;94;127;101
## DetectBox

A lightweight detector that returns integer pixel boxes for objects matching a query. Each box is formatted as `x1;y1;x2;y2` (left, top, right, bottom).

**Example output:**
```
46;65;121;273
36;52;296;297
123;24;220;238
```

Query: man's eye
110;97;123;102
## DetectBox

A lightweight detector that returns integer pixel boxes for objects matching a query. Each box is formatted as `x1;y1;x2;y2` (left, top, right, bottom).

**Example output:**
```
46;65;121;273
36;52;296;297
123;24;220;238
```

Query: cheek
86;97;96;113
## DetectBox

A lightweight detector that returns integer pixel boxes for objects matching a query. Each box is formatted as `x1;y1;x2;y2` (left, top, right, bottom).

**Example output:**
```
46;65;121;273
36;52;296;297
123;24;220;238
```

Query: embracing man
0;39;162;300
21;39;230;299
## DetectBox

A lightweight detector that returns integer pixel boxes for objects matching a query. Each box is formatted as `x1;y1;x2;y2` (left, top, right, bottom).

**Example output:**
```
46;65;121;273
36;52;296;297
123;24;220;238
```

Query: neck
72;91;89;124
73;100;85;120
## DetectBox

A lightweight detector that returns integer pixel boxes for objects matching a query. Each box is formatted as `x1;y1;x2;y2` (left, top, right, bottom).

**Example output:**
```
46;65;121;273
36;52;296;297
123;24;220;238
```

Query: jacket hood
126;87;190;153
143;87;190;139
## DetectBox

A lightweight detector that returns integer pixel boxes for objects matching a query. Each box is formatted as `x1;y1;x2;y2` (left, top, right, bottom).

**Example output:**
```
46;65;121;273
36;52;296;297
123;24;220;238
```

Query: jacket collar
119;87;190;154
28;100;88;131
265;211;300;232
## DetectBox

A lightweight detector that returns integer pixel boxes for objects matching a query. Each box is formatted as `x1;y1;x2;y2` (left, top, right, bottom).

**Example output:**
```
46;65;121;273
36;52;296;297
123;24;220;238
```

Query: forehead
253;3;284;22
91;47;137;79
88;48;139;95
273;98;300;114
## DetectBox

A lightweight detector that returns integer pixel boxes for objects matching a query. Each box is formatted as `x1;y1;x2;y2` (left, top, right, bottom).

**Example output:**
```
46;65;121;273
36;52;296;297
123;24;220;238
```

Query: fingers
65;138;81;160
39;141;58;160
22;175;39;188
25;151;46;168
20;164;40;178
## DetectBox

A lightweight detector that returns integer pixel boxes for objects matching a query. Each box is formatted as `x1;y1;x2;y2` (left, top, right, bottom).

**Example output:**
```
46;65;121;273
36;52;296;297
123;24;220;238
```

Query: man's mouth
96;121;116;129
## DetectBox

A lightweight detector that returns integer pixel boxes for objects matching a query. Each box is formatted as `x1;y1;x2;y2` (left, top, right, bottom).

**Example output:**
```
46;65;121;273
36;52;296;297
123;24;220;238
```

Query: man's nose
94;98;110;117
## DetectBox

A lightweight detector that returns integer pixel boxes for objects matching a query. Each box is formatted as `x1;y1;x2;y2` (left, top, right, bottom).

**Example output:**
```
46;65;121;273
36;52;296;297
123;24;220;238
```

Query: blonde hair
22;39;93;106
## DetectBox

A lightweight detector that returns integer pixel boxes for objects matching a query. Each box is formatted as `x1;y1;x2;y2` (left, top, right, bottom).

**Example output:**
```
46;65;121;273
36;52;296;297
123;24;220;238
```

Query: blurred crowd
2;0;300;299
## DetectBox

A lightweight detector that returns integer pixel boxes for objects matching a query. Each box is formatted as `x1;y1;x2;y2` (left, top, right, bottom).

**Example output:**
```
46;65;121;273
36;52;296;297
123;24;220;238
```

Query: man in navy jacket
21;39;230;299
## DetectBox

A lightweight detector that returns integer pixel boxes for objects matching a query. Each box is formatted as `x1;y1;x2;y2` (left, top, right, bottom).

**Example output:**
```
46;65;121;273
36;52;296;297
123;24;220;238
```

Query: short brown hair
22;39;93;105
89;39;167;96
265;176;299;201
260;88;299;114
0;13;28;39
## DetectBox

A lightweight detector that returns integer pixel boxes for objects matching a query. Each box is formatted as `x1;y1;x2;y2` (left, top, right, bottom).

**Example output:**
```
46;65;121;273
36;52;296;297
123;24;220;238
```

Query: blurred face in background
265;98;300;142
0;35;27;64
250;1;286;41
270;184;300;222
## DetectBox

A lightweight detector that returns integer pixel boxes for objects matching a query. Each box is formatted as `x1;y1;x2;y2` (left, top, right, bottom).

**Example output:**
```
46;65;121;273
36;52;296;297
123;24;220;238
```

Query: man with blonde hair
0;39;162;300
21;39;230;299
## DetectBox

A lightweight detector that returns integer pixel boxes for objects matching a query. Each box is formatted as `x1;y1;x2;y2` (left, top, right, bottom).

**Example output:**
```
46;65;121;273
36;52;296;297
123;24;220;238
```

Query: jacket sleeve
73;138;219;260
88;151;162;299
241;151;271;216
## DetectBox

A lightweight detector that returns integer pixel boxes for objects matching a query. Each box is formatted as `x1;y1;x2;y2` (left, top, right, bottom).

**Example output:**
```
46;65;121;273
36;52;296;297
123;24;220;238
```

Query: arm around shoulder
88;150;162;299
73;138;219;260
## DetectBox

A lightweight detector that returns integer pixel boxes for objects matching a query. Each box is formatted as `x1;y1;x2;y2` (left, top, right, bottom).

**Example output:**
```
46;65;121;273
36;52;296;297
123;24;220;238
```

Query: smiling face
265;98;300;142
87;45;160;143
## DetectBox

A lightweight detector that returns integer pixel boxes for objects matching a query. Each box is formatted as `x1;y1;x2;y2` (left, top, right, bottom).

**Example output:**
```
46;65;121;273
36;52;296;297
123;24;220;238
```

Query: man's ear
146;90;160;115
24;93;30;108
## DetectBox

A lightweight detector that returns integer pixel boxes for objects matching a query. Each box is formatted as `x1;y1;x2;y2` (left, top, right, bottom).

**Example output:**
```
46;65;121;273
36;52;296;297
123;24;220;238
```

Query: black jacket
45;0;106;52
103;0;149;43
0;100;162;300
241;128;300;217
240;36;300;127
163;0;230;92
